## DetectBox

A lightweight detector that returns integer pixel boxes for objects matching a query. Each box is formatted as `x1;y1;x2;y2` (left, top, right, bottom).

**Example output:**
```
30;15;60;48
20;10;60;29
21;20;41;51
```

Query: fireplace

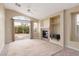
42;30;48;38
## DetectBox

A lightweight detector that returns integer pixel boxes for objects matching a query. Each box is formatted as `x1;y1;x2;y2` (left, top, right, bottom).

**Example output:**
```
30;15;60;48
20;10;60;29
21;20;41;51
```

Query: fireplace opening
42;30;48;38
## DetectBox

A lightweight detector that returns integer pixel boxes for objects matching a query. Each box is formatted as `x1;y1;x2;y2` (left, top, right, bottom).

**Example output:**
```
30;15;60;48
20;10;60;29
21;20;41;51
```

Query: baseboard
67;46;79;52
0;44;5;54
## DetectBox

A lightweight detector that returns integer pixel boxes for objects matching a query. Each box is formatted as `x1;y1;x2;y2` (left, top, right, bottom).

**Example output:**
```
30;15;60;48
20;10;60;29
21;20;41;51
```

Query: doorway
12;16;31;41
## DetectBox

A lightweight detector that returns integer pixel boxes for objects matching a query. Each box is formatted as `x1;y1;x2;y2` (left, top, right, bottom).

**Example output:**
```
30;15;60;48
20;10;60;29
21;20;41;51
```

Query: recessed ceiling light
15;3;21;7
27;9;31;12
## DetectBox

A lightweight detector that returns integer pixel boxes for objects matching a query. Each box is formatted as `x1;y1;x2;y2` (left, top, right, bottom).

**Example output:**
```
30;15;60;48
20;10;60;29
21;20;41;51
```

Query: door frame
12;18;32;41
12;18;15;41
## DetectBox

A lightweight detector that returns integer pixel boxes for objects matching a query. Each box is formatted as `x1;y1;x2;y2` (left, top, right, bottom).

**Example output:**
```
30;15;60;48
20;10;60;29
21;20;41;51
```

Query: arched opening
12;16;31;41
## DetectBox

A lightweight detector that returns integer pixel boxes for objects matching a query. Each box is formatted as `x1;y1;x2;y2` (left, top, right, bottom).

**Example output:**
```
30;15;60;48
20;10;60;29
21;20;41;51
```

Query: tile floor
0;39;79;56
54;48;79;56
0;39;62;56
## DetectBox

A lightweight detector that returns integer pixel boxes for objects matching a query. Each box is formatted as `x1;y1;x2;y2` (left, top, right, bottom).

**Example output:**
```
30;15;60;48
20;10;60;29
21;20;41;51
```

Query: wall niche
50;15;60;41
49;11;64;47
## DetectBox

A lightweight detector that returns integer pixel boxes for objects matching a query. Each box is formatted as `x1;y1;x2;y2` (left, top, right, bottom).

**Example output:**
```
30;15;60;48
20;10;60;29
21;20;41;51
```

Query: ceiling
4;3;79;20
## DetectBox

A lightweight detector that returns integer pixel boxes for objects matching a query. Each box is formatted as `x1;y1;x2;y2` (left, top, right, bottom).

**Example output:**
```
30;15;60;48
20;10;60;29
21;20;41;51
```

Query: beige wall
0;4;5;53
32;20;41;39
40;17;50;40
40;11;65;47
40;5;79;49
40;17;50;28
2;3;79;51
49;11;65;47
5;9;27;44
5;9;39;44
65;6;79;50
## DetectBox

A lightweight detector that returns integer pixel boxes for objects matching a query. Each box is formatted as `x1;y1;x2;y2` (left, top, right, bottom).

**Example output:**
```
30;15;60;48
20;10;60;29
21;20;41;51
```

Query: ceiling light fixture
27;8;31;12
27;4;32;13
15;3;21;7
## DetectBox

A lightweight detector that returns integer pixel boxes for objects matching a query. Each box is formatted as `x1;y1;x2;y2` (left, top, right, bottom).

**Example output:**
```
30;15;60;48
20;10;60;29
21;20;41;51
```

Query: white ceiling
4;3;79;20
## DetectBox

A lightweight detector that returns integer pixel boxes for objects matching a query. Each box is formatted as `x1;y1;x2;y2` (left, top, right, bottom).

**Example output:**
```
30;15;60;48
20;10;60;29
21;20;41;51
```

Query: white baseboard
67;46;79;51
0;44;5;54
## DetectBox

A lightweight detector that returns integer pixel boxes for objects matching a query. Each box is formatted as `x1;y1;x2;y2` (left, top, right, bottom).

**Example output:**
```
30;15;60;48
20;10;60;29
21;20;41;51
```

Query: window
71;13;79;41
75;14;79;40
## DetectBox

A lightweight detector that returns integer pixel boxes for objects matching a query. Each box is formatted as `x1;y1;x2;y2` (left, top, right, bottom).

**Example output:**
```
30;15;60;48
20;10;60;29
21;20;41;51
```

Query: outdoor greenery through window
13;16;30;40
15;24;29;34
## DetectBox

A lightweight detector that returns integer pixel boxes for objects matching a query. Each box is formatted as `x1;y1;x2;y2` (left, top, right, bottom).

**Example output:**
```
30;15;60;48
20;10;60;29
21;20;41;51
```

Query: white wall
0;4;5;53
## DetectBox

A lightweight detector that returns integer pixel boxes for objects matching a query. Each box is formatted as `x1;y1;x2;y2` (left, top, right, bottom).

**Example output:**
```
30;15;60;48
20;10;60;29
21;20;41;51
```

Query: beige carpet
6;39;62;56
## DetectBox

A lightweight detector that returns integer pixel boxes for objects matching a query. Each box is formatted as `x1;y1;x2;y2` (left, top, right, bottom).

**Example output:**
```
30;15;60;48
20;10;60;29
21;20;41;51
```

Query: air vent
15;3;21;7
